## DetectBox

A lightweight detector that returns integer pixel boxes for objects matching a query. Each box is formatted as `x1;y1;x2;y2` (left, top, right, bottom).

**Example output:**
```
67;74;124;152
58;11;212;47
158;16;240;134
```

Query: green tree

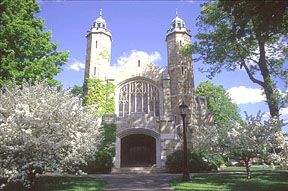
69;85;83;97
193;1;288;117
0;0;68;87
196;81;242;127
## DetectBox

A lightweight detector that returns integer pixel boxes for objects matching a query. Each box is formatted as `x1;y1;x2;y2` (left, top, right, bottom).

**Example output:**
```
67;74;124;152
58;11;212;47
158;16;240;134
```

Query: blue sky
38;0;287;132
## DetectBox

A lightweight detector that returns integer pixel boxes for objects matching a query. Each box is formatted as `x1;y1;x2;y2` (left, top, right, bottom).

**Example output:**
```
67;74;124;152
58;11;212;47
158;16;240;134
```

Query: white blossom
0;81;102;188
192;112;288;169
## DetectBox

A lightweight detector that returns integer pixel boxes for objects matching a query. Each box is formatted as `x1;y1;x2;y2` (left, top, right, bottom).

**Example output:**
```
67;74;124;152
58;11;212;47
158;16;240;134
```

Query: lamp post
179;101;190;181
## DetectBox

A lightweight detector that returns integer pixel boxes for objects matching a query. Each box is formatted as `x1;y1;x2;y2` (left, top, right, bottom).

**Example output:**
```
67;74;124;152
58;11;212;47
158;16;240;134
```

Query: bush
189;150;213;172
81;124;116;174
206;154;225;170
84;149;113;174
0;81;101;189
166;150;184;173
166;150;224;173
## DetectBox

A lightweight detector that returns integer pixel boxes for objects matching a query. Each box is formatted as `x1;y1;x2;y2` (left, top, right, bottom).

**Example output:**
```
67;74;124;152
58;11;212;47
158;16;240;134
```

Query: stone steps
111;167;167;174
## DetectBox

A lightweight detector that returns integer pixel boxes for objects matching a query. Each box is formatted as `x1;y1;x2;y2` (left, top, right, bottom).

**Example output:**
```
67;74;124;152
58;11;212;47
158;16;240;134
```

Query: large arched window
117;78;160;117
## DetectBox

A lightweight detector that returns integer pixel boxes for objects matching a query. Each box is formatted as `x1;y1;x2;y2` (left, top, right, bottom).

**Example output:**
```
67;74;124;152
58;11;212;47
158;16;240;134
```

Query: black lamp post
179;101;190;181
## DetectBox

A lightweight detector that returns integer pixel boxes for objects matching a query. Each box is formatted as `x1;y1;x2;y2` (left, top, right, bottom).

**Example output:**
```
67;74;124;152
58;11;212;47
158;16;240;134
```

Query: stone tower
166;12;195;130
84;9;112;80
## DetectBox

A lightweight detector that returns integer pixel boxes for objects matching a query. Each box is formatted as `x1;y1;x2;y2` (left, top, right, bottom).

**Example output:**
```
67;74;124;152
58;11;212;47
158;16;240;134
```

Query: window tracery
118;79;160;117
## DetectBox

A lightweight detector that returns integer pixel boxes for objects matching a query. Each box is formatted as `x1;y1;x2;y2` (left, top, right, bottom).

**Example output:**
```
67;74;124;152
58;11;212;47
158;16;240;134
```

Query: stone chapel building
84;10;213;169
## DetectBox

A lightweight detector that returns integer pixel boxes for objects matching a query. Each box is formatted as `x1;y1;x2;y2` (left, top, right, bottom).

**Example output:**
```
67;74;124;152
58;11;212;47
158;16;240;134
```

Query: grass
223;165;274;172
35;175;106;191
171;168;288;191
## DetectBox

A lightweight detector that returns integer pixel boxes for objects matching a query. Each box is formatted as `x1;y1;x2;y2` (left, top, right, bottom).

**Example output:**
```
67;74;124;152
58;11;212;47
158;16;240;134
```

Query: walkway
94;173;181;191
91;171;248;191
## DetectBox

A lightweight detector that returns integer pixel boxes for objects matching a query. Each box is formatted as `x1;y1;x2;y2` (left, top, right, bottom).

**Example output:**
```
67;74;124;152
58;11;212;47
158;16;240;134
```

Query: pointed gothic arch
115;77;161;117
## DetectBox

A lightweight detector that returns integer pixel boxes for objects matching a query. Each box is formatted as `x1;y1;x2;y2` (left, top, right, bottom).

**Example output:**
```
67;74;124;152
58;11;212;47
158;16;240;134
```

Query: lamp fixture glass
179;101;188;116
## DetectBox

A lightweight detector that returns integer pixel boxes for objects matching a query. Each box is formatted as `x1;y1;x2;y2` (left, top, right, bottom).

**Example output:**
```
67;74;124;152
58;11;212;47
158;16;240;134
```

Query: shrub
84;150;114;174
0;81;101;189
166;150;224;173
166;150;184;173
189;150;213;172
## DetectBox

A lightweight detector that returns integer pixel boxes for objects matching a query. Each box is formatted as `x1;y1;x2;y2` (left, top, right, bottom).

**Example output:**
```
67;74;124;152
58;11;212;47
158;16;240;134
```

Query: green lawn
171;171;288;191
35;175;106;191
223;166;275;172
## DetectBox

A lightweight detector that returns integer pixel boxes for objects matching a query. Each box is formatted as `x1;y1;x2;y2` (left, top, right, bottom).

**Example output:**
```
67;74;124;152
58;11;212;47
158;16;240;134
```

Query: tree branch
236;43;260;65
241;60;265;87
246;57;259;65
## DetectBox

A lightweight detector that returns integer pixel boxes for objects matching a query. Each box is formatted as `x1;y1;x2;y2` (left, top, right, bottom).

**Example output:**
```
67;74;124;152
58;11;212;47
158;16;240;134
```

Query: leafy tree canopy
192;0;288;117
196;81;242;127
0;0;68;87
69;85;84;97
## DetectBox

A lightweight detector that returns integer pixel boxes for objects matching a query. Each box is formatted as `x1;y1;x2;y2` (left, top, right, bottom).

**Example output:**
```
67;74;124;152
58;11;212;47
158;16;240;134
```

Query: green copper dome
94;9;107;29
166;10;190;36
170;15;185;29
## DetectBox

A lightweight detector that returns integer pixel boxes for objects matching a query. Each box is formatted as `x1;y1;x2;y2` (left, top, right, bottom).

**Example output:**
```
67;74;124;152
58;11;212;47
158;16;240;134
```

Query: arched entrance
121;134;156;167
115;128;162;168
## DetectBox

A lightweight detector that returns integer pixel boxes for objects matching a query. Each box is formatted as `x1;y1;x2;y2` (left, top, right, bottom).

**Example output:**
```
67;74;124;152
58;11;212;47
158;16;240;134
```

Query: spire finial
100;9;102;17
176;8;178;17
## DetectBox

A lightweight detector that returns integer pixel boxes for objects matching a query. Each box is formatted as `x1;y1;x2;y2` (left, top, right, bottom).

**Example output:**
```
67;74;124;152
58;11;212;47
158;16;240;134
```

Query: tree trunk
244;160;251;179
257;38;279;117
28;170;36;190
28;166;43;191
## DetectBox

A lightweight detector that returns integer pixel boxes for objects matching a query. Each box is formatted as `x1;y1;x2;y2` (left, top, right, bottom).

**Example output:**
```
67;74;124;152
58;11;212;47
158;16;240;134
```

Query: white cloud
149;51;161;63
227;86;266;104
116;50;161;66
280;107;288;116
67;59;85;71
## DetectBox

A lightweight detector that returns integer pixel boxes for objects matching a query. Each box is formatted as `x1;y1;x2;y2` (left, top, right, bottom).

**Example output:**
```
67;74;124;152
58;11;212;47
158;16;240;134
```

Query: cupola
166;10;190;36
93;9;107;29
170;11;185;30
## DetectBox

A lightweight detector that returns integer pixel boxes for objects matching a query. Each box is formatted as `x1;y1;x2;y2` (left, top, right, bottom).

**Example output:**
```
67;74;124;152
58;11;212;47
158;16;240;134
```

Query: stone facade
84;11;213;169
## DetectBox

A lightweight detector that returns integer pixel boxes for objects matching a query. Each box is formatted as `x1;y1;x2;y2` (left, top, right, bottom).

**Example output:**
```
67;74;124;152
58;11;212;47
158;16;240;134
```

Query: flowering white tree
0;81;102;189
225;113;275;179
193;112;287;179
268;131;288;169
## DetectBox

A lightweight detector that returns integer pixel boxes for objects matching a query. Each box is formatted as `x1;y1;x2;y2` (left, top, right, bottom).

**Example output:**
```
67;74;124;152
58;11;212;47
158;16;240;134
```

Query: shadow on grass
171;171;288;191
35;176;106;191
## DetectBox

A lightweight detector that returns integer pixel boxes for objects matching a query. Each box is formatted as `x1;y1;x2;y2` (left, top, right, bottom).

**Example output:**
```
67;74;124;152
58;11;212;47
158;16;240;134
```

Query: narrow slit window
181;66;184;75
93;67;96;76
138;60;140;67
174;116;177;128
96;41;98;48
179;40;182;46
